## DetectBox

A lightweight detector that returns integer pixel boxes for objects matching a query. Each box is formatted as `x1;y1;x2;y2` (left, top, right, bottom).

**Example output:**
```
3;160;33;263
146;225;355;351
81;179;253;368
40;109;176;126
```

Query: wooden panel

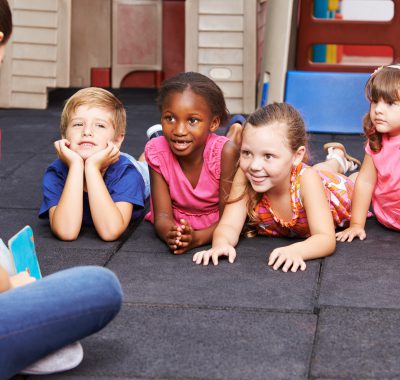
218;81;243;98
225;98;243;114
242;0;256;113
11;92;48;109
199;48;243;65
112;0;162;87
12;76;56;93
56;0;71;87
12;60;57;77
185;0;199;71
13;43;57;61
14;0;58;11
13;10;58;28
199;31;243;48
199;15;243;31
199;0;243;14
70;0;110;87
198;64;243;81
13;27;57;44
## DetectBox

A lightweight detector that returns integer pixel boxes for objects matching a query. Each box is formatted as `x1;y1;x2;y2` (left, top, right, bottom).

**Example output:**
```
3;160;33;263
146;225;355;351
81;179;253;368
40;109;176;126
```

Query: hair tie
387;64;400;70
371;64;400;76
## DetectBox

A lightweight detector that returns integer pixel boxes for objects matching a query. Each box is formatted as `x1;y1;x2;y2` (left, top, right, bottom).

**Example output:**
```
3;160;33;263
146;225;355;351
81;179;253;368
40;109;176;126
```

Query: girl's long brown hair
233;103;309;237
364;64;400;152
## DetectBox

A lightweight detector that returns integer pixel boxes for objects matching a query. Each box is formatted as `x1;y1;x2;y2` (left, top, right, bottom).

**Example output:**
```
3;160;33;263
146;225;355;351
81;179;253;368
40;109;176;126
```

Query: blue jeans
0;266;123;379
121;152;150;199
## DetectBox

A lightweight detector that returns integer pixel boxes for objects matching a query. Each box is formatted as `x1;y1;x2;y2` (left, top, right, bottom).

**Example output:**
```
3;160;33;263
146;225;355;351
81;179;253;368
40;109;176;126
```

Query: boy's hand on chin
85;141;120;172
54;139;83;167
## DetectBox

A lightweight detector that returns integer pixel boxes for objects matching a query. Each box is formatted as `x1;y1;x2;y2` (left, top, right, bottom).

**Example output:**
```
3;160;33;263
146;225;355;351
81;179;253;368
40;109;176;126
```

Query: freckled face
64;105;123;160
239;123;298;194
161;89;219;159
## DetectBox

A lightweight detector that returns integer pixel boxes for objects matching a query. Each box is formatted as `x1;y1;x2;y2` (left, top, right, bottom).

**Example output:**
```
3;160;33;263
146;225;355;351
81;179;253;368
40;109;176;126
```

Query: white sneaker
20;341;84;375
146;124;163;140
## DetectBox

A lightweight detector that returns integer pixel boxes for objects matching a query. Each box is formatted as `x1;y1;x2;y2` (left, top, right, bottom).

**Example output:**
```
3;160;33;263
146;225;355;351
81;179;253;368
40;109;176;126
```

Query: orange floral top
254;163;354;238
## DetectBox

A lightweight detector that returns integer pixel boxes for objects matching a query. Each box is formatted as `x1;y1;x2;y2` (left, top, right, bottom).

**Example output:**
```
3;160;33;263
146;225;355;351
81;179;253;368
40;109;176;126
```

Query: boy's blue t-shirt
39;155;146;225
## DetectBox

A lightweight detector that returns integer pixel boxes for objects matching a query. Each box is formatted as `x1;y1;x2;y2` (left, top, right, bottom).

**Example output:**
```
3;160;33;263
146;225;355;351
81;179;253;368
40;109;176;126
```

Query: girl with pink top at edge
144;72;239;254
337;64;400;242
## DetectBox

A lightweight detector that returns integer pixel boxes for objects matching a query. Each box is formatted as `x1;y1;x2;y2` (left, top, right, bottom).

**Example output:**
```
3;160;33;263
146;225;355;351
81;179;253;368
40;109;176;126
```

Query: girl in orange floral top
194;103;360;272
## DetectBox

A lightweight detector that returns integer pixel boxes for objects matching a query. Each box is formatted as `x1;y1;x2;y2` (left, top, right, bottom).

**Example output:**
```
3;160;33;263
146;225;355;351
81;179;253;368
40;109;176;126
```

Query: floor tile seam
309;375;399;380
103;218;148;266
306;303;321;379
311;258;324;314
0;152;36;174
0;206;39;211
122;301;315;316
316;304;400;313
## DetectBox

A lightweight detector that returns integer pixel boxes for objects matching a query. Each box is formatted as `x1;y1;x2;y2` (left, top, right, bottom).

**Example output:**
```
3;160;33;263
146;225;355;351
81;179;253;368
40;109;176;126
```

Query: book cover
7;226;42;279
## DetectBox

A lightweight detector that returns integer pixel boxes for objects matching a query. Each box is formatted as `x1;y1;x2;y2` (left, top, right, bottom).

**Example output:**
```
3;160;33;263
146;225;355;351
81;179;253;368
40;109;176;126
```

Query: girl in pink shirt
337;64;400;241
145;72;239;254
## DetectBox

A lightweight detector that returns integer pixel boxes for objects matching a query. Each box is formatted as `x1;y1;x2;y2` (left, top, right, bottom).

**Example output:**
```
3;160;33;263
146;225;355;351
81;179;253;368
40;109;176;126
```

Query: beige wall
0;0;71;109
70;0;111;87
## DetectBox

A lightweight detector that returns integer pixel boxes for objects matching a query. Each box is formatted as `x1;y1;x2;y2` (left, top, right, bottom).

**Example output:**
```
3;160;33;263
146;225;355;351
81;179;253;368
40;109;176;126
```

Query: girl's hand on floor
268;247;306;272
336;225;366;242
193;244;236;266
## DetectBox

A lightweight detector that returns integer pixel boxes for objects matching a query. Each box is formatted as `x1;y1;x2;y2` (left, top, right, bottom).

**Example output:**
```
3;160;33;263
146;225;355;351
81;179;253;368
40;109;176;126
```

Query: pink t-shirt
365;134;400;230
144;134;229;230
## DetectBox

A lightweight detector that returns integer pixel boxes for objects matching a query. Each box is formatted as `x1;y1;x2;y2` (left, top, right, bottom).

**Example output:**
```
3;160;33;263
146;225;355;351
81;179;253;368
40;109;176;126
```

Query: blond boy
39;87;148;241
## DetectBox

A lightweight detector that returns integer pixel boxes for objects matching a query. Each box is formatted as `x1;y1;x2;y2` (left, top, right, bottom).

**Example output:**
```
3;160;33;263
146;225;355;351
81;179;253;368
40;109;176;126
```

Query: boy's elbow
97;227;124;242
51;224;80;241
54;230;79;241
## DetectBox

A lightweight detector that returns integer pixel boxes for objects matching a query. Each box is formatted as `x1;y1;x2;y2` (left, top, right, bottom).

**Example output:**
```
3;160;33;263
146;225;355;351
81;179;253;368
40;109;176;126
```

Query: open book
0;226;42;279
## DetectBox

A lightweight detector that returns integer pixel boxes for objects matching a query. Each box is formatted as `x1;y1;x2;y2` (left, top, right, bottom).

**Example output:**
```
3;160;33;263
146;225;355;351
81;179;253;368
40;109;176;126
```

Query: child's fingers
227;248;236;264
272;255;285;271
290;259;306;272
268;250;279;266
193;250;213;265
281;258;293;273
193;251;203;263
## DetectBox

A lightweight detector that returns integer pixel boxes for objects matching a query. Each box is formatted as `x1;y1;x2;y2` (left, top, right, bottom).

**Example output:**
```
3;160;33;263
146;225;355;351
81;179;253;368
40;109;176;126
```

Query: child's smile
64;105;123;160
161;89;219;160
240;123;298;195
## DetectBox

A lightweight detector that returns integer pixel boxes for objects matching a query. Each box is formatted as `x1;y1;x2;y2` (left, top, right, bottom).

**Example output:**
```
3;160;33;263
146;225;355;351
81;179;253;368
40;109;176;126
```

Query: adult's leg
0;266;122;379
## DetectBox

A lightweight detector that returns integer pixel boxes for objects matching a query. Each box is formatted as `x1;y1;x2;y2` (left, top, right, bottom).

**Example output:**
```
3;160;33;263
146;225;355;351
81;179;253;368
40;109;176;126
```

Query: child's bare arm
49;140;84;240
85;142;132;241
172;141;239;254
150;167;181;251
193;169;248;265
269;168;336;272
336;154;377;242
219;140;239;214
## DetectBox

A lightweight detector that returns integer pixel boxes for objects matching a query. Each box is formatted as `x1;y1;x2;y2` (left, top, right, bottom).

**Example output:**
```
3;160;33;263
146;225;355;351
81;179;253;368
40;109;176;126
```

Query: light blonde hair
60;87;126;137
364;64;400;152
